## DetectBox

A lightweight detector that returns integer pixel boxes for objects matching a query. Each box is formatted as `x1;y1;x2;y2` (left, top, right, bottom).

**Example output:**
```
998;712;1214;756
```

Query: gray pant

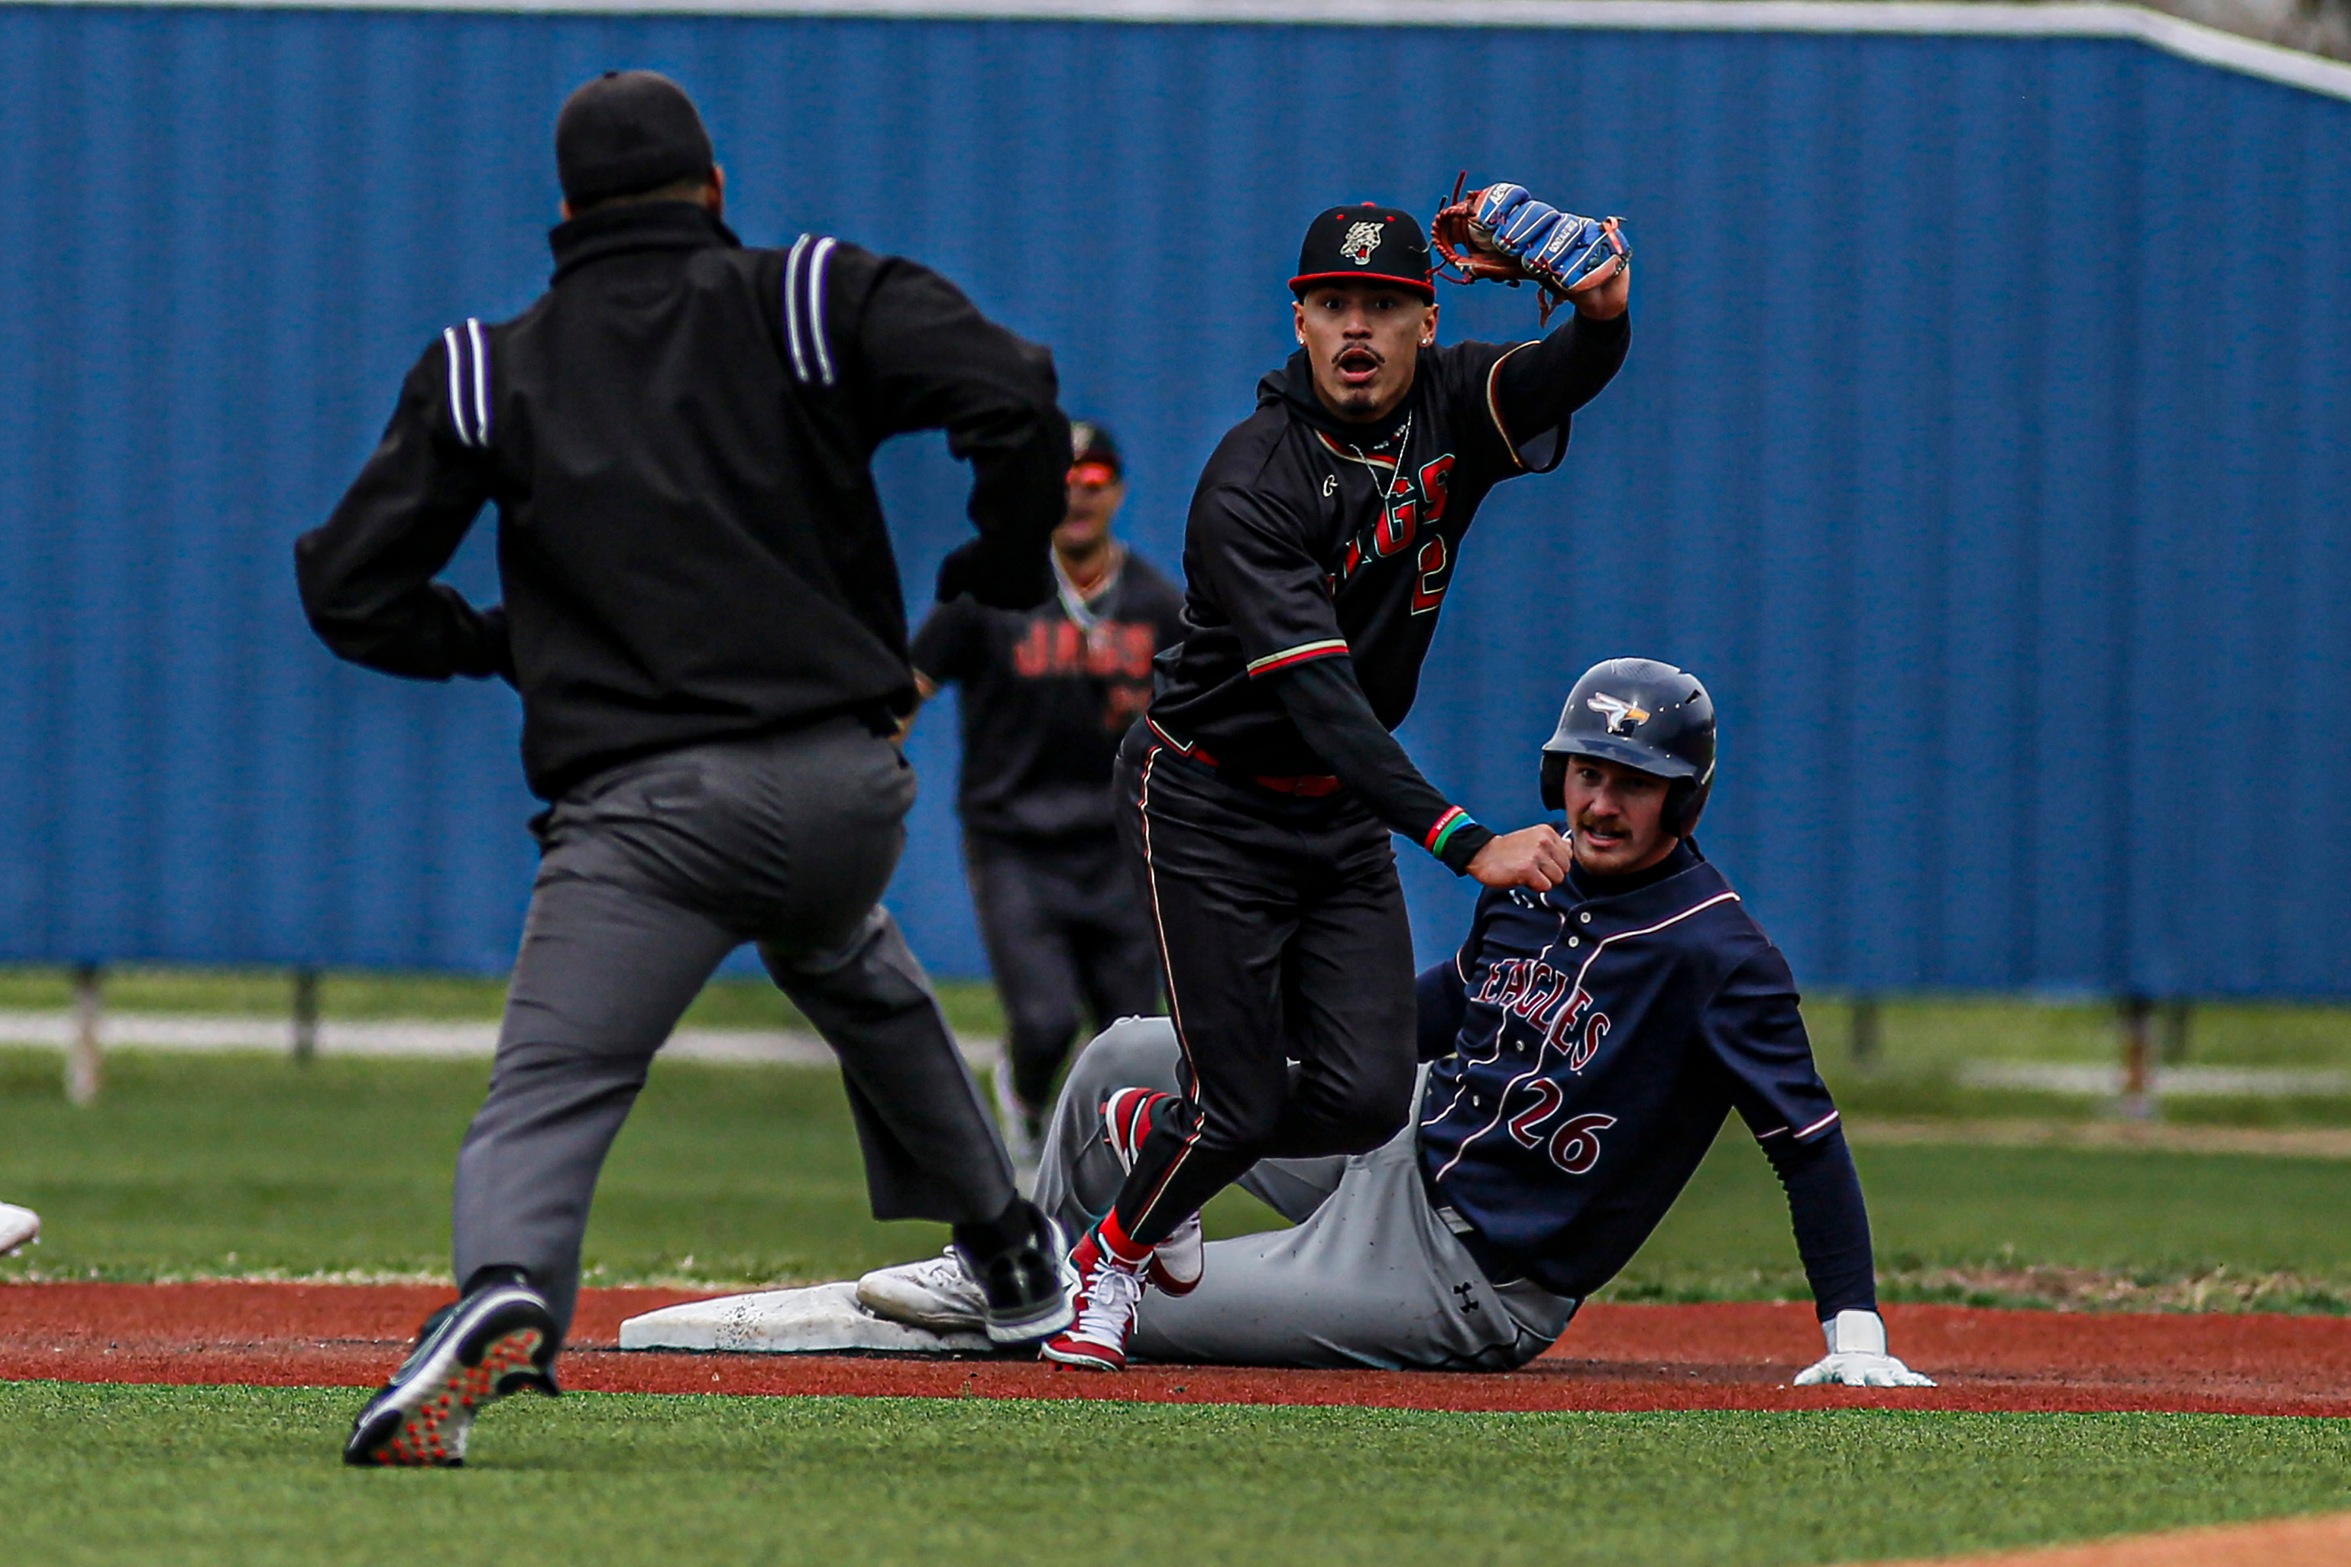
1035;1018;1577;1370
453;719;1014;1333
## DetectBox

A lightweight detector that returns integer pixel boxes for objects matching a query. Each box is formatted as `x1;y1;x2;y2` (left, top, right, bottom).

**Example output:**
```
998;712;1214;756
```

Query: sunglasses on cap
1067;461;1120;488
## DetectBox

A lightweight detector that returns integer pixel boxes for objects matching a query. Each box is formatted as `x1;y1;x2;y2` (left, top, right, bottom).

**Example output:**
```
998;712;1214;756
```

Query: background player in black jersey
1043;192;1632;1369
866;659;1935;1387
907;422;1187;1172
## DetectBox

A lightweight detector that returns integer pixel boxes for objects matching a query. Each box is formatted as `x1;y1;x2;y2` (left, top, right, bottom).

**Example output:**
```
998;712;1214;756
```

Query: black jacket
296;202;1069;801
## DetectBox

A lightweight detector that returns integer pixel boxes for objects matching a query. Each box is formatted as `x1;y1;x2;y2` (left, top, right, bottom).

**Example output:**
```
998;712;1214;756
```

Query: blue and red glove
1431;178;1629;313
1466;183;1629;296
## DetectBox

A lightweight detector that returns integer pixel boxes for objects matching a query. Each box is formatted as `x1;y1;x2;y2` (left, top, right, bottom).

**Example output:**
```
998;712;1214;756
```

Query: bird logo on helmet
1539;658;1718;837
1585;693;1651;735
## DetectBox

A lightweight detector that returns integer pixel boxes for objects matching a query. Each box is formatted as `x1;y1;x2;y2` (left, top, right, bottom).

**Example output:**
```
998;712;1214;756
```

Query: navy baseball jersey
1416;841;1842;1301
913;552;1186;839
1146;338;1580;780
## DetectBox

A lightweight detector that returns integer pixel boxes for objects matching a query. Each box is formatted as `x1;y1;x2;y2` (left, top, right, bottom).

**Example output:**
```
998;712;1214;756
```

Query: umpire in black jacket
300;72;1077;1467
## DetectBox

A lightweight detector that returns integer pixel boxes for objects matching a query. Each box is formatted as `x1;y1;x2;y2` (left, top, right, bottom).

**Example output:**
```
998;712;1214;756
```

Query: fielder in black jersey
908;422;1188;1161
1044;195;1630;1370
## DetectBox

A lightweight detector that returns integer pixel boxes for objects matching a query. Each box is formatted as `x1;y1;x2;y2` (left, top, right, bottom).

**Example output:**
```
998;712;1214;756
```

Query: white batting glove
1794;1309;1936;1388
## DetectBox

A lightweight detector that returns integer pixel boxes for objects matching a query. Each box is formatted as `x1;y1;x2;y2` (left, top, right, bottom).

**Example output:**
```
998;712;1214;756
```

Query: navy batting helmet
1539;658;1717;836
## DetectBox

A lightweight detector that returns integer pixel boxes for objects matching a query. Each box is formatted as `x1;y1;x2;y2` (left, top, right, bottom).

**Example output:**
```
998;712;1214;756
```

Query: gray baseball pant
1033;1018;1577;1370
452;718;1015;1334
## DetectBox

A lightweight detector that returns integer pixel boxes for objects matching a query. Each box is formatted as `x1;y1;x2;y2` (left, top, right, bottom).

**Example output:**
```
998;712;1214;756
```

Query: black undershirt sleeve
1272;658;1496;874
1415;959;1471;1061
1489;310;1631;449
1759;1127;1879;1321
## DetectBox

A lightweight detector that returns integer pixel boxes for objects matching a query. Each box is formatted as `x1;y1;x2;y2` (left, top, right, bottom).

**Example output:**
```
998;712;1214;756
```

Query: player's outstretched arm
1712;949;1936;1388
1444;181;1634;455
1765;1135;1932;1387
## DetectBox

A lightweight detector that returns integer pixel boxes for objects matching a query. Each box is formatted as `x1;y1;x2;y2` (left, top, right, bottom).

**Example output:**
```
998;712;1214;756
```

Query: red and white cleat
1040;1226;1146;1372
1100;1088;1203;1296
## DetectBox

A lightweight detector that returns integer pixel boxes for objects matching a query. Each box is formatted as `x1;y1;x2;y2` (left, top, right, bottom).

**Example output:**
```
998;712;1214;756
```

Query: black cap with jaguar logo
1290;203;1434;300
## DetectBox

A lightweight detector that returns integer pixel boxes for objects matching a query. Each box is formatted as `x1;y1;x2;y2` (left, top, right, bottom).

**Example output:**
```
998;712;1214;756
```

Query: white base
617;1281;993;1355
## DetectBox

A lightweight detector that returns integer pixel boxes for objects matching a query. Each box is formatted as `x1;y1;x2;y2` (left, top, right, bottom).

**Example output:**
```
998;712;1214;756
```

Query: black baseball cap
556;71;715;207
1290;203;1434;300
1070;420;1121;479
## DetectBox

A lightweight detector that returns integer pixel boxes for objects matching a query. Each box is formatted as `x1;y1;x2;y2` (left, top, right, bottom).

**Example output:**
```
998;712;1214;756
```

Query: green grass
6;1048;2351;1309
6;1385;2351;1566
1627;1134;2351;1312
0;963;1012;1036
15;962;2351;1128
8;962;2351;1066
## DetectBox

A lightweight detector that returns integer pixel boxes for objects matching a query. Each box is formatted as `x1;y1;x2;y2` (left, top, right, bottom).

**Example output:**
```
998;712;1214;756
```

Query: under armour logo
1322;475;1337;497
1453;1281;1480;1313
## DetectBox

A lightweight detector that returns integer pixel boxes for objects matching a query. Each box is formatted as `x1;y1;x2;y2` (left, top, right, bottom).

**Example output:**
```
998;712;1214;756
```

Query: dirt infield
5;1282;2349;1417
1878;1511;2351;1566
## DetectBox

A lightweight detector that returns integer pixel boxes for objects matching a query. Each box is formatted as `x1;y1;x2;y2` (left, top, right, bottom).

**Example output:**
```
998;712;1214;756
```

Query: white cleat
0;1202;39;1257
857;1248;988;1333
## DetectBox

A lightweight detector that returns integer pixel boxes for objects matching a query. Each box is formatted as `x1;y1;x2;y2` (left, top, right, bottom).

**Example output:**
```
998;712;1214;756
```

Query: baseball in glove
1430;173;1629;327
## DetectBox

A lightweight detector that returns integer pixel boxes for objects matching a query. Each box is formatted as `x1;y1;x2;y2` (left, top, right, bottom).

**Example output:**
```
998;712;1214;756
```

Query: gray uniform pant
1034;1018;1577;1370
453;719;1014;1334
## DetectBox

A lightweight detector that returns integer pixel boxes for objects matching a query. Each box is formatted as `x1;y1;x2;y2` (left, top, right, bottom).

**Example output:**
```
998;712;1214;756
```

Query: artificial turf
3;1382;2348;1566
4;1047;2350;1310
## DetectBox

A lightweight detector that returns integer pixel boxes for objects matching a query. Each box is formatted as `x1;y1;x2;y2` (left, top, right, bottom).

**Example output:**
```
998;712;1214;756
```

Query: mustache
1331;345;1384;369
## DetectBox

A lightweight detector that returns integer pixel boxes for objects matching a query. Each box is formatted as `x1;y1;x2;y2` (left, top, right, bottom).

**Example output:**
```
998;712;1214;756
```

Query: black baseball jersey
1415;843;1844;1302
1146;339;1568;782
913;552;1187;839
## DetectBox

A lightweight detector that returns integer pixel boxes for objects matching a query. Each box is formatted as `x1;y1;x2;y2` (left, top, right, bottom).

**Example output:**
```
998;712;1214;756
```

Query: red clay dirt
1876;1510;2351;1566
4;1282;2347;1416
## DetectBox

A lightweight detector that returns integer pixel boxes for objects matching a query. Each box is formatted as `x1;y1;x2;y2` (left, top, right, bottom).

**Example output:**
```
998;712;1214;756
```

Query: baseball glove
1430;173;1629;326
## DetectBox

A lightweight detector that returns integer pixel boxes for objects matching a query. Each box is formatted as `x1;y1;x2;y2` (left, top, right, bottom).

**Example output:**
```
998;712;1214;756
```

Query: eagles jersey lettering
1416;844;1844;1302
1147;339;1567;778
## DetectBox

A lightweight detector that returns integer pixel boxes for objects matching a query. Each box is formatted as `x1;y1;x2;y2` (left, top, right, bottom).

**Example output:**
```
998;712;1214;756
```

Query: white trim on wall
11;0;2350;102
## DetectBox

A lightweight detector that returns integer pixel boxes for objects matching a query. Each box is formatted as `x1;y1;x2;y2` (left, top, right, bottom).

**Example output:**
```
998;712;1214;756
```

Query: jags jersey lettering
1012;619;1157;682
1011;618;1159;733
1327;453;1457;614
1473;957;1613;1071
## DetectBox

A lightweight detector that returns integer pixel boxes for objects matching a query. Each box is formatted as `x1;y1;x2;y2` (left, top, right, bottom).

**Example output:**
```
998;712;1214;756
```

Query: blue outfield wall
0;4;2344;996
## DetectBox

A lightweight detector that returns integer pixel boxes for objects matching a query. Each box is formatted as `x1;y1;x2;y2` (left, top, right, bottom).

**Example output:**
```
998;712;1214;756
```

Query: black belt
1146;718;1346;798
1417;1159;1528;1288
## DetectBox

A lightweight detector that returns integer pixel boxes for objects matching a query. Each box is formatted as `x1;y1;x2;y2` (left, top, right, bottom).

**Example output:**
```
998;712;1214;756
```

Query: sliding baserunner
867;660;1934;1384
1040;188;1632;1370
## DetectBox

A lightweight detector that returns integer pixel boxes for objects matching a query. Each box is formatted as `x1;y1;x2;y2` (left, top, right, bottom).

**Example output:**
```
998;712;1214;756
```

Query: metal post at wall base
2117;994;2155;1120
1851;997;1881;1070
292;967;320;1064
67;962;103;1107
2160;998;2192;1065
